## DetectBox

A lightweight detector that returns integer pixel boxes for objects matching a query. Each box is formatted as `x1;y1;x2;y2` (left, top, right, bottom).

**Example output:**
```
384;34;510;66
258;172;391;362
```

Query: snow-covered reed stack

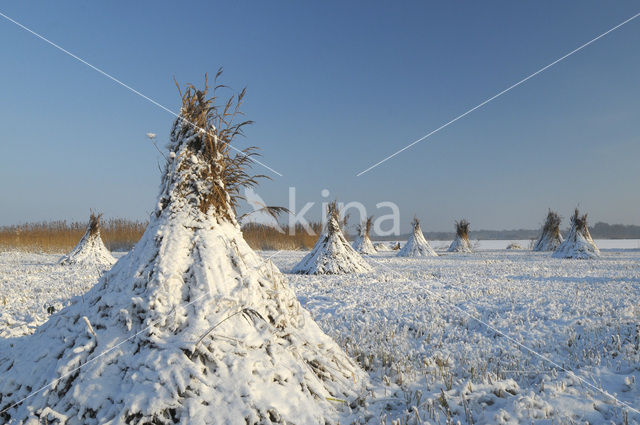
293;201;372;274
0;74;367;424
58;212;116;267
352;216;376;255
553;208;600;259
533;210;564;251
397;217;437;257
448;219;472;253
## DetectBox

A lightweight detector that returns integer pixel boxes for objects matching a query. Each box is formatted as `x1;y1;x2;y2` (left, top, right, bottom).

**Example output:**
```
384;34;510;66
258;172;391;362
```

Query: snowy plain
1;241;639;424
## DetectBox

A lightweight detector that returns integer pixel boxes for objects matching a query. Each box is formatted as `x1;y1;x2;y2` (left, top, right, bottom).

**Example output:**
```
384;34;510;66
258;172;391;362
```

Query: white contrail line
0;10;283;177
367;256;640;415
0;250;283;415
356;12;640;176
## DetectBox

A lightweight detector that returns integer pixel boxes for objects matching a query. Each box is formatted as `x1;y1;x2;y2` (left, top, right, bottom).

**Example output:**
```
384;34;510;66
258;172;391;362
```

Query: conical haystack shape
292;202;372;274
533;210;564;251
448;219;472;253
58;212;116;267
352;216;376;255
0;76;367;424
552;208;600;259
397;217;437;257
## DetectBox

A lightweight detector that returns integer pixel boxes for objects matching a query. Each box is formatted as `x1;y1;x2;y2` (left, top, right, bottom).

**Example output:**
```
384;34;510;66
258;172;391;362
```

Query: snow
352;233;376;255
533;211;564;252
533;229;564;252
553;216;601;259
292;212;372;275
0;251;124;338
396;220;437;257
448;234;473;253
2;244;639;423
58;224;116;267
277;247;640;423
1;224;367;424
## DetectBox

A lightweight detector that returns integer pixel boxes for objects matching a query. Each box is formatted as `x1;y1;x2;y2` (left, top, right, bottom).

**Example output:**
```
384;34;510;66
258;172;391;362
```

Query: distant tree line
589;222;640;239
372;222;640;241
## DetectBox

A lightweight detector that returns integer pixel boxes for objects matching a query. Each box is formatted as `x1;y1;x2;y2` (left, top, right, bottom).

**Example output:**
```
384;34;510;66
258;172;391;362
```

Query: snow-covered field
0;251;126;338
1;243;639;424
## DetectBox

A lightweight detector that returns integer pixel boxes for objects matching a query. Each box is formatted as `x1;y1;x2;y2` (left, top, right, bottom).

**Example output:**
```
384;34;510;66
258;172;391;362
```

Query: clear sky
0;1;638;232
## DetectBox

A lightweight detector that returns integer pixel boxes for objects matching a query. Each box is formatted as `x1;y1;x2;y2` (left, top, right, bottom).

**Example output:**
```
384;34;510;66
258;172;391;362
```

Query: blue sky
0;1;638;232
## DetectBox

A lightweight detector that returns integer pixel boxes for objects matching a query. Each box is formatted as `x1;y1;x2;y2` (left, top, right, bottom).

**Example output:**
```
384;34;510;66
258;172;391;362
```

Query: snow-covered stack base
553;209;600;259
352;234;376;255
397;218;437;257
533;233;563;251
533;210;564;251
352;217;376;255
293;206;372;275
448;219;472;253
58;216;115;268
448;236;472;252
293;233;373;274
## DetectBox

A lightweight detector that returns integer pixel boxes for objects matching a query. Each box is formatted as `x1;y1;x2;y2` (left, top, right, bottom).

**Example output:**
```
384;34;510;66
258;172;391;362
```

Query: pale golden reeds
0;219;147;253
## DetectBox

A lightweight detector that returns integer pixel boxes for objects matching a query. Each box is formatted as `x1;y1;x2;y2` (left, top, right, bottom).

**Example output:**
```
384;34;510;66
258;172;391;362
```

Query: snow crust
3;247;640;423
277;249;640;424
0;251;119;338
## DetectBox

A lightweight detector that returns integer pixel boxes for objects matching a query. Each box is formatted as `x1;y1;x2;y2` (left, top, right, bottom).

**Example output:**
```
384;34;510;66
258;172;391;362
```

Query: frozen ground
1;243;639;424
0;251;126;338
